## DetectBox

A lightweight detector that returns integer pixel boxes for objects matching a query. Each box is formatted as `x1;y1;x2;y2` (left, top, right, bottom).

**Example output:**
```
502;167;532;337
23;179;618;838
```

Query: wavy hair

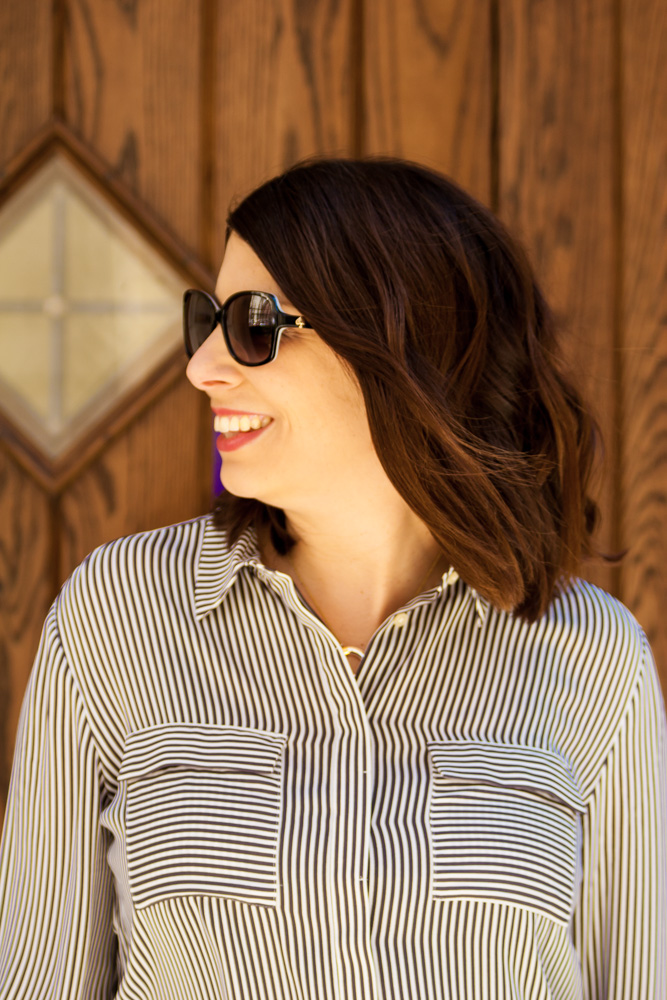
213;157;602;622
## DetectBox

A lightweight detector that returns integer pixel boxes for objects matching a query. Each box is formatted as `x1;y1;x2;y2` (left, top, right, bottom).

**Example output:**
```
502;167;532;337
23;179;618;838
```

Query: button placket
316;634;378;998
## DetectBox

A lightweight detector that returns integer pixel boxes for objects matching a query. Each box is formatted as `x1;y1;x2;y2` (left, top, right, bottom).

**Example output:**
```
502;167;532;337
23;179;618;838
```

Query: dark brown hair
214;156;602;622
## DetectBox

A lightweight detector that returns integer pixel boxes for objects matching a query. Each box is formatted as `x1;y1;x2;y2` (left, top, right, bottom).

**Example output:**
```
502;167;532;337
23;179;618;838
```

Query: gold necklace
285;549;444;659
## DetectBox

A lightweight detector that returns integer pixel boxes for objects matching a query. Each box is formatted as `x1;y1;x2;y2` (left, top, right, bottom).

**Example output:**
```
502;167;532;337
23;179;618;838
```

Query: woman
0;157;665;999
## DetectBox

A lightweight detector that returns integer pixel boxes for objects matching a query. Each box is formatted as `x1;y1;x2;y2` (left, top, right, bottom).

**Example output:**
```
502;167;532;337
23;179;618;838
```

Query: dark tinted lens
226;293;276;364
184;291;217;357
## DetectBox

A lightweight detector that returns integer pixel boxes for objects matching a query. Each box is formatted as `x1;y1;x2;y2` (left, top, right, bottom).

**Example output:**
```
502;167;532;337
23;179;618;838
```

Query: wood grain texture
498;0;616;593
617;0;667;684
0;0;53;172
58;374;209;581
0;449;54;826
208;0;356;271
363;0;492;203
63;0;203;250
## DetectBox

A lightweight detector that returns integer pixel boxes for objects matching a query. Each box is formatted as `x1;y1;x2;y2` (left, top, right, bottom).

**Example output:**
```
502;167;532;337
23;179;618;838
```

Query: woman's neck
261;494;445;659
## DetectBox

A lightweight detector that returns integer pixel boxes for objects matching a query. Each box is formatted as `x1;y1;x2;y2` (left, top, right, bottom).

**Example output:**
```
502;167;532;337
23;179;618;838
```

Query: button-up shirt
0;514;665;999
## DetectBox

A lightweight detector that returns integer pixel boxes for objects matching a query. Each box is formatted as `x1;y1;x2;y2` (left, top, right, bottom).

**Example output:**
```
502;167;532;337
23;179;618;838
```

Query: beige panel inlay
0;197;53;300
65;195;177;304
0;314;52;420
0;157;185;458
63;313;179;418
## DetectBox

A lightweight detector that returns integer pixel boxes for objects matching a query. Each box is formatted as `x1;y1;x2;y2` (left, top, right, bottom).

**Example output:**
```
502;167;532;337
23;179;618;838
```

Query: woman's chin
218;468;277;504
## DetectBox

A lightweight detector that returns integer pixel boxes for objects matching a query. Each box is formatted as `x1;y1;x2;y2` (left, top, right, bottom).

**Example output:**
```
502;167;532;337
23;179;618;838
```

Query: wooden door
1;0;665;820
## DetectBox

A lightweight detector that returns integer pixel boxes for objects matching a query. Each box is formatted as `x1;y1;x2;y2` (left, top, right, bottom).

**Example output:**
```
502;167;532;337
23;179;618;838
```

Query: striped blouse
0;513;665;999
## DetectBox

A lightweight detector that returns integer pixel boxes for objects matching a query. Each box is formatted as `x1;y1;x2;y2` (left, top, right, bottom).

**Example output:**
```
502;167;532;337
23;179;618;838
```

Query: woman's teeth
213;414;271;434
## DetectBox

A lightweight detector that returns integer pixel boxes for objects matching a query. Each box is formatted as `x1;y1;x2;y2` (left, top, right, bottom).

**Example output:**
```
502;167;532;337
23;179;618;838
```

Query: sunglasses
183;288;314;366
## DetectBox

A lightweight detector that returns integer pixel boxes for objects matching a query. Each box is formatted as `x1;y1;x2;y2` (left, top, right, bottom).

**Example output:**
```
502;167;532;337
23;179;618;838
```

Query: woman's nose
185;328;244;392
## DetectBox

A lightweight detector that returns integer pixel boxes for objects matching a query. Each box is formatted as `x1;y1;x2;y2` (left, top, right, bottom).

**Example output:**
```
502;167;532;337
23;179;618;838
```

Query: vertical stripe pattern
0;513;665;999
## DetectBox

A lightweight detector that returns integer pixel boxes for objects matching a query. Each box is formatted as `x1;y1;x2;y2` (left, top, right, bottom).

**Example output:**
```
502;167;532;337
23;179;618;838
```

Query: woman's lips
212;407;271;418
214;416;272;452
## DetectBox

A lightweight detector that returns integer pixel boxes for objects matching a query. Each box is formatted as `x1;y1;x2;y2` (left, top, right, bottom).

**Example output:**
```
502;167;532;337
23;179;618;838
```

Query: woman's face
186;233;382;512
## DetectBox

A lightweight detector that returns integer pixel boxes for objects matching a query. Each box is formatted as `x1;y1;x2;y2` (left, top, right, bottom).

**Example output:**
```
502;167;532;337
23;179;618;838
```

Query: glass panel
0;313;52;420
0;157;185;458
65;193;179;304
62;312;178;419
0;196;53;301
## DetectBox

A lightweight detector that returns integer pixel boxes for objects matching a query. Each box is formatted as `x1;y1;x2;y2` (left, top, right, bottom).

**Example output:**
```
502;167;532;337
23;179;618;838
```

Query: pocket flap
118;723;287;781
427;741;585;813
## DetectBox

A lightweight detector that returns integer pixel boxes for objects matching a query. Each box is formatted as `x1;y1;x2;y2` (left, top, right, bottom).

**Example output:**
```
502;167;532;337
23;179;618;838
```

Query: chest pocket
427;741;586;925
117;723;287;909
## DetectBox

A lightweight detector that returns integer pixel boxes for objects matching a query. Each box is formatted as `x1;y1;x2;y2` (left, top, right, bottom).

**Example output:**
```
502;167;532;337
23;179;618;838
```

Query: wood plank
63;0;203;250
363;0;492;203
0;449;54;826
0;0;53;171
208;0;356;272
617;0;667;687
498;0;616;593
58;375;209;581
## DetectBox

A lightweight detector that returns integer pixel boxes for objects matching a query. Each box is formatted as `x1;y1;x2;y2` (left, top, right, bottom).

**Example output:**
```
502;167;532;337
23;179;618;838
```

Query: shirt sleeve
573;633;667;999
0;604;117;1000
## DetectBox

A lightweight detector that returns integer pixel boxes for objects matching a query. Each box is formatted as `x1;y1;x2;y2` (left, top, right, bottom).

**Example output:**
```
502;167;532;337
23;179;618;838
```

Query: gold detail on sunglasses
295;316;306;328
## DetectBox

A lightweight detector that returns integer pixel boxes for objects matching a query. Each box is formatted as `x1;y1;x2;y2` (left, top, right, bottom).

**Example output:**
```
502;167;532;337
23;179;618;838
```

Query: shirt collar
193;514;488;625
194;516;263;620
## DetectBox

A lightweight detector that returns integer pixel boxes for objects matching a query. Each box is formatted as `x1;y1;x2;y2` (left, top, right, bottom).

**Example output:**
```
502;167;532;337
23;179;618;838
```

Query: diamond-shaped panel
0;157;184;458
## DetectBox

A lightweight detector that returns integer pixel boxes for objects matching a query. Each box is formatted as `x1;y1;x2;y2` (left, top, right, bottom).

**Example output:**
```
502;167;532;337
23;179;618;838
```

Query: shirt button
392;612;409;627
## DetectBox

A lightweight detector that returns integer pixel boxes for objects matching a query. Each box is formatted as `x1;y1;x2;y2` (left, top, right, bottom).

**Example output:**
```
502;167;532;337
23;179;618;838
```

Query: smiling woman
186;233;385;551
0;157;665;1000
206;160;601;626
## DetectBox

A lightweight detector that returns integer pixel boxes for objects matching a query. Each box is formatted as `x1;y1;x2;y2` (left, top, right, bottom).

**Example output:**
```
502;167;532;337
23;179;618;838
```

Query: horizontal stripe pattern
118;723;287;780
428;742;587;811
430;782;581;922
120;724;288;911
427;744;587;922
0;513;665;1000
